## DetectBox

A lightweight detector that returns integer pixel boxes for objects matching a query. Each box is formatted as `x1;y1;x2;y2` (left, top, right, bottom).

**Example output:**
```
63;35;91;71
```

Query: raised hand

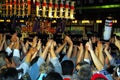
36;39;42;50
31;36;38;48
115;36;120;50
86;39;93;51
64;36;73;45
104;42;111;53
46;39;53;48
3;34;6;43
28;47;38;55
11;33;17;42
77;43;84;53
50;40;56;51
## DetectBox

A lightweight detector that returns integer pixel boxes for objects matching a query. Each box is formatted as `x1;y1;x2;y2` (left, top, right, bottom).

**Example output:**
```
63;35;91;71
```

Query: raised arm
0;34;6;51
31;39;41;61
84;44;90;64
76;43;84;64
115;36;120;51
12;36;21;67
49;40;56;58
97;41;105;65
55;40;67;55
104;42;116;66
20;40;29;55
25;47;38;63
65;36;73;59
49;40;62;74
86;39;103;71
40;39;52;60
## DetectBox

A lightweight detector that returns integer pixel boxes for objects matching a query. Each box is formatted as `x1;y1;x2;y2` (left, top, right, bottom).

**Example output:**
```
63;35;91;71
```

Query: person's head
61;60;74;75
0;67;18;80
40;62;54;74
90;32;99;43
43;72;63;80
76;61;92;80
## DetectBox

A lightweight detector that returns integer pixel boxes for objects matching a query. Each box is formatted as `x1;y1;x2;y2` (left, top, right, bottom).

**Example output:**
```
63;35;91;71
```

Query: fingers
115;36;117;41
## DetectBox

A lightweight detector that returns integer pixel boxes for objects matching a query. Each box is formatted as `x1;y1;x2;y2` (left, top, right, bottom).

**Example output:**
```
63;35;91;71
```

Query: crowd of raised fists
0;32;120;80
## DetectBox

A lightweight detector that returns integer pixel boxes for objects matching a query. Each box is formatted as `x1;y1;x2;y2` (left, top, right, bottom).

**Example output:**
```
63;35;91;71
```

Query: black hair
0;67;18;80
106;65;115;74
43;72;63;80
61;60;74;75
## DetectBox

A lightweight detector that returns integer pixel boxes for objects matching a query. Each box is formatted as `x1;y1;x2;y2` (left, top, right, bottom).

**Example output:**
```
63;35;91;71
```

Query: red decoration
54;4;58;8
13;1;16;4
109;22;113;27
10;2;12;5
6;2;8;5
43;2;46;6
70;6;74;10
36;2;40;6
60;4;64;7
27;1;31;5
64;78;71;80
65;4;69;8
49;3;52;7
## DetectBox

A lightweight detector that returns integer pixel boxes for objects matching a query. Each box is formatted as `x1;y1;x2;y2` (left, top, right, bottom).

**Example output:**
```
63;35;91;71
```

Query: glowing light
96;20;102;23
0;19;4;22
82;20;90;24
76;4;120;9
52;20;56;23
74;20;77;23
6;19;10;22
20;20;24;22
112;20;117;23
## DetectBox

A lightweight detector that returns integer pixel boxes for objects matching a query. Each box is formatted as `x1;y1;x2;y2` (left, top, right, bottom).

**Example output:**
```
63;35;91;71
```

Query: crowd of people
0;31;120;80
